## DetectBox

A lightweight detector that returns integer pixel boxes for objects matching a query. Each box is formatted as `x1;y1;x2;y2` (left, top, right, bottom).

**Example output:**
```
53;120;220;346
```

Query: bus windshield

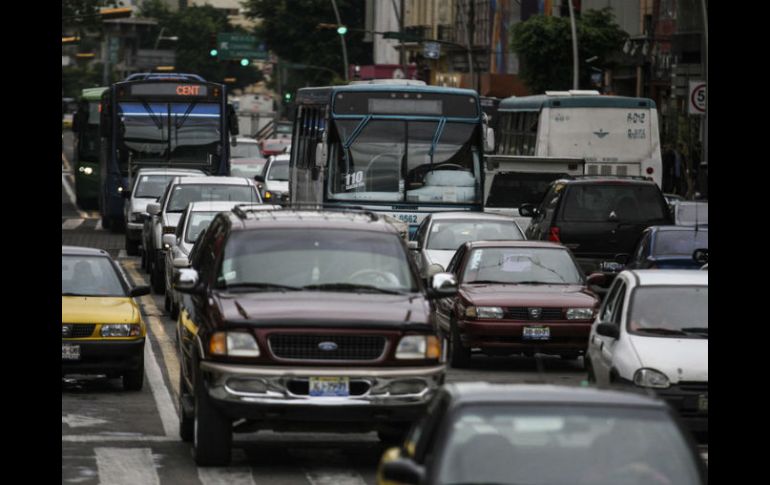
329;119;479;204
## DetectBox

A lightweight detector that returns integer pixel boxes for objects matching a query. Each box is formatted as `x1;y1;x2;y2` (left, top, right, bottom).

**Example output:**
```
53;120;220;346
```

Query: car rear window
485;172;569;209
561;185;667;222
654;230;708;256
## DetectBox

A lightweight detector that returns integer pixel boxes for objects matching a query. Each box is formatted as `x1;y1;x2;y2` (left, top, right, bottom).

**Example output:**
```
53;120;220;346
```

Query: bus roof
499;94;656;111
81;87;108;101
296;83;478;105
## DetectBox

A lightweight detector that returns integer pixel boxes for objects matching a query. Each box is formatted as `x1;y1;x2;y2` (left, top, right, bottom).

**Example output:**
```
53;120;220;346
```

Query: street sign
689;81;706;115
423;41;441;60
217;33;268;61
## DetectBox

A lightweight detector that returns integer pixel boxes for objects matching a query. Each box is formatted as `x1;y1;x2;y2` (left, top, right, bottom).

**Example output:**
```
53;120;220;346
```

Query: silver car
255;154;290;203
409;212;525;278
145;176;262;294
124;168;205;257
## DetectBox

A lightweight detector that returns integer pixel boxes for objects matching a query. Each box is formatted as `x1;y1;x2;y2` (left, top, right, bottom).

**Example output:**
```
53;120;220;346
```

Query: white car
586;269;708;437
409;211;524;278
256;154;290;203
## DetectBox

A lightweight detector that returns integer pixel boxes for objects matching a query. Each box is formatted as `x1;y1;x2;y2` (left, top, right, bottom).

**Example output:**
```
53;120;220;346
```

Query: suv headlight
395;335;441;359
101;324;141;337
633;368;670;389
209;331;260;357
566;308;594;320
466;306;504;319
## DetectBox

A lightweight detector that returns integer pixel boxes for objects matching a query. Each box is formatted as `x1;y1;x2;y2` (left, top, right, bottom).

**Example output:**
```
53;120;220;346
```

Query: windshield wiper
465;280;508;285
302;283;406;295
222;282;301;292
681;327;709;337
634;327;689;336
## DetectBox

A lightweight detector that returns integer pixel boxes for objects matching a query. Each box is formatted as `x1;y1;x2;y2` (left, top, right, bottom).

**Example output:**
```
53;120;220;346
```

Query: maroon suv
435;241;600;367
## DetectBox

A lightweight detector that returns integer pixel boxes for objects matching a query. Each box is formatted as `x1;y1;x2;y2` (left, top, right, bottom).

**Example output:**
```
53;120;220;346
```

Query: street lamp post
330;0;349;81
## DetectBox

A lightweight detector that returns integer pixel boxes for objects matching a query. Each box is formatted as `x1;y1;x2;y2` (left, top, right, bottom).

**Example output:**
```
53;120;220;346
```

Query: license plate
309;377;349;397
698;394;708;412
523;326;550;340
62;344;80;361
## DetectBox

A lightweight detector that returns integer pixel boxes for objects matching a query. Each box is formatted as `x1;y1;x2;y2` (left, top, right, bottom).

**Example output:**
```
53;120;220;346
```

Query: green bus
72;87;108;210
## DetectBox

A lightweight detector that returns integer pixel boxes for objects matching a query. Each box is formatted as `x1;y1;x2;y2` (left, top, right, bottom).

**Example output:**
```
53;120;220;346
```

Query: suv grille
504;308;564;320
269;334;387;361
63;324;96;338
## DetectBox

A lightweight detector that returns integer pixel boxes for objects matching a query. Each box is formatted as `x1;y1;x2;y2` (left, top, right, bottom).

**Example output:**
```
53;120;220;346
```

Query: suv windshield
62;255;127;297
134;174;177;198
166;184;258;212
219;229;417;292
267;159;289;181
629;286;708;337
427;220;523;250
562;184;668;222
437;405;702;485
462;247;583;285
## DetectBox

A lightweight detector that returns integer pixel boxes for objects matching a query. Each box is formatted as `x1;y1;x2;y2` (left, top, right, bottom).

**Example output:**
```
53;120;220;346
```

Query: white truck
231;94;276;138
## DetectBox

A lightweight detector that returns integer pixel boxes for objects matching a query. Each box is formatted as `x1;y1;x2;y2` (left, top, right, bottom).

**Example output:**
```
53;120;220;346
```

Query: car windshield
166;184;259;212
462;247;583;285
654;230;708;256
134;174;177;199
219;229;417;292
329;119;480;204
437;404;702;485
267;159;289;181
427;220;523;250
628;286;708;337
562;185;668;222
185;211;219;243
231;142;262;158
231;161;266;178
62;255;126;297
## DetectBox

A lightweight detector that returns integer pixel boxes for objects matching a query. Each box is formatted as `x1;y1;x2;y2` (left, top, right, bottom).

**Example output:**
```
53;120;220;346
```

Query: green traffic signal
337;25;348;35
240;58;249;66
284;93;292;101
210;49;218;57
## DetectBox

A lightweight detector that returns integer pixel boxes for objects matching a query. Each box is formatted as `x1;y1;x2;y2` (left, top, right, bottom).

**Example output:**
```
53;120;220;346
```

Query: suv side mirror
254;175;266;184
381;458;425;485
519;204;538;218
174;268;201;294
428;272;458;298
146;203;161;215
596;322;620;339
162;234;176;248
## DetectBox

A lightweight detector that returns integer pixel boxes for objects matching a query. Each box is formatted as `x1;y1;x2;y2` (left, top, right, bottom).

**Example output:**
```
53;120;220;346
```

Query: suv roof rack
231;203;283;219
231;203;381;222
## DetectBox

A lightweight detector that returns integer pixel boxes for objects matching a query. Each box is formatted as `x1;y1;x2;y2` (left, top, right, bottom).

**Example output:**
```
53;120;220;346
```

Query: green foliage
62;63;104;99
62;0;121;34
511;8;628;94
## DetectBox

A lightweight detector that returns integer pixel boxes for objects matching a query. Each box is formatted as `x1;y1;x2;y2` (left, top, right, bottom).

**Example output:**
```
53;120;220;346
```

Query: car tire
193;367;232;466
122;359;144;391
125;236;140;256
449;319;471;368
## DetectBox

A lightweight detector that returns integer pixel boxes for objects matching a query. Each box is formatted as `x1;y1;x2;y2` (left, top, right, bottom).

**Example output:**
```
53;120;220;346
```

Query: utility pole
567;0;579;90
701;0;708;174
399;0;406;75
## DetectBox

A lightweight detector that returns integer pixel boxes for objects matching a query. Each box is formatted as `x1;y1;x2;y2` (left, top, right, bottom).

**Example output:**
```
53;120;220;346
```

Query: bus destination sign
130;83;209;97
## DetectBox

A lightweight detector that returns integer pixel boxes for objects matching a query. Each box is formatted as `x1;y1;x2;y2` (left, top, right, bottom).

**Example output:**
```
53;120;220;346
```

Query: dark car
520;176;673;274
174;208;457;466
377;383;708;485
435;241;600;368
626;225;709;270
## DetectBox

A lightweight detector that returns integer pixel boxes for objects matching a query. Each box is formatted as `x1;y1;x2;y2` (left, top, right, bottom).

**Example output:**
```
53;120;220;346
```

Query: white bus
495;91;662;187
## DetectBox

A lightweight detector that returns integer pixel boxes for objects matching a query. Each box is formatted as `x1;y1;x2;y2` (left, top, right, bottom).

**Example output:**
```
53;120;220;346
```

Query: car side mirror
146;203;161;216
693;248;708;264
519;203;537;218
586;273;607;287
407;240;420;251
174;268;201;294
162;234;176;248
428;272;458;298
254;175;266;184
381;457;425;485
129;286;151;298
596;322;620;339
173;257;190;269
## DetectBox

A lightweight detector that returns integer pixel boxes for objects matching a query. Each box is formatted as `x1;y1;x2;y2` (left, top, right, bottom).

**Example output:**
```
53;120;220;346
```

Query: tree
62;0;121;34
511;7;628;94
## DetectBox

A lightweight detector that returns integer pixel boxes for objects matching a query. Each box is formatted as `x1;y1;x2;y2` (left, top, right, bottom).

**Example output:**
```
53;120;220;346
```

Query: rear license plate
698;394;708;412
62;344;80;361
309;377;349;397
523;326;550;340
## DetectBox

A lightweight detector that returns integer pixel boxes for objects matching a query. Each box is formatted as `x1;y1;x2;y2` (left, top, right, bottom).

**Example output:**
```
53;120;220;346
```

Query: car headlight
566;308;594;320
263;190;273;200
465;306;504;319
633;368;670;389
101;324;142;337
395;335;441;359
209;331;260;357
78;166;94;175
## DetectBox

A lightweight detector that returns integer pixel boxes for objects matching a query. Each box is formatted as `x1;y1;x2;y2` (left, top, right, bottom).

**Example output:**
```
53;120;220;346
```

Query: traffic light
240;58;249;67
284;92;292;102
337;25;348;35
209;33;218;57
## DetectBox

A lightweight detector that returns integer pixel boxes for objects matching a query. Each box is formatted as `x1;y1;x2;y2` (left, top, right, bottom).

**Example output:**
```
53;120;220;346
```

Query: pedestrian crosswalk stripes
198;467;257;485
95;447;160;485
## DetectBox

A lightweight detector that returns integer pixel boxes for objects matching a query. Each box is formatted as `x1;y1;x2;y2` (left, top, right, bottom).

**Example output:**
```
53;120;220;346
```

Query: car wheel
449;319;471;368
193;366;232;466
122;359;144;391
125;236;140;256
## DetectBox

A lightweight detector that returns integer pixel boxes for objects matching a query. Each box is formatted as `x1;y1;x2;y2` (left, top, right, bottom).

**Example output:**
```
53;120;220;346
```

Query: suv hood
629;335;708;383
460;284;597;307
217;291;431;330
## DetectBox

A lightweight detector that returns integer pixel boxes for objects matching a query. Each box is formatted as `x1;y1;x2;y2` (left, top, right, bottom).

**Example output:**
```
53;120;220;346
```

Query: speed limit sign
689;81;706;115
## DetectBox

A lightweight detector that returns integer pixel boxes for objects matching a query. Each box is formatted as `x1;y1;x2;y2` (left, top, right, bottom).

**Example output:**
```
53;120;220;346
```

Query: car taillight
548;226;561;242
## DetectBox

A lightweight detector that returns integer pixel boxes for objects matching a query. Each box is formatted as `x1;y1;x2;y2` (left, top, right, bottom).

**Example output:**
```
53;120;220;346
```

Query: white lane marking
95;447;160;485
95;219;103;231
62;219;85;230
63;435;174;443
145;323;180;438
61;173;90;219
198;468;257;485
306;470;368;485
62;414;108;428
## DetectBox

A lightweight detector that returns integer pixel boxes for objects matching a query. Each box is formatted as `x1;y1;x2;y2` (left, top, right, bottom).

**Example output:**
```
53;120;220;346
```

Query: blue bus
289;80;491;237
98;73;238;230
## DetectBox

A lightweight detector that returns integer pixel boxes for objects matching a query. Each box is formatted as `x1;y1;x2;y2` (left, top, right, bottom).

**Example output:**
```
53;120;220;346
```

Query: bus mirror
484;127;495;153
315;143;327;167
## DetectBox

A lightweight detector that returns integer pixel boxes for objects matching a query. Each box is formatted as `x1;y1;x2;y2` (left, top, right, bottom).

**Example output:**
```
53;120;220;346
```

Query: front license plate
309;377;349;397
523;326;550;340
62;344;80;361
698;394;708;412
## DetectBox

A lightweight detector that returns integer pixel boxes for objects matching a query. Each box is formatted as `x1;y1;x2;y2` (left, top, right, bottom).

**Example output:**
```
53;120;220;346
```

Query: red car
434;241;601;367
259;138;290;157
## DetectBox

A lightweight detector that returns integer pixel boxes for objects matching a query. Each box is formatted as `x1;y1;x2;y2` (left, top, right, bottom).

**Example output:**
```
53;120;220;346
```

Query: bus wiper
634;327;689;336
222;282;301;292
428;117;447;166
303;283;406;295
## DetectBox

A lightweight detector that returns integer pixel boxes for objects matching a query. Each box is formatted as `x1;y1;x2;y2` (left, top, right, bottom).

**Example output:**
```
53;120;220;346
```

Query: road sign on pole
216;33;268;61
423;41;441;60
688;81;706;115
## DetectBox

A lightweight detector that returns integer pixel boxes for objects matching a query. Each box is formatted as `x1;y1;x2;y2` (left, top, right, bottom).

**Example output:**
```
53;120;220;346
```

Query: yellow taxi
62;246;150;390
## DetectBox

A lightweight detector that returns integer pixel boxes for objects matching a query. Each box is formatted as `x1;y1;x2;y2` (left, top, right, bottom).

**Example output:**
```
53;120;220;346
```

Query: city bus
72;86;107;210
494;91;662;186
289;80;491;237
98;73;238;230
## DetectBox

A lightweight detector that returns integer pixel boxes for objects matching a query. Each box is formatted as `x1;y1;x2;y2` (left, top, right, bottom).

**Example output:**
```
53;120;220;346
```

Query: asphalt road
61;132;704;483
